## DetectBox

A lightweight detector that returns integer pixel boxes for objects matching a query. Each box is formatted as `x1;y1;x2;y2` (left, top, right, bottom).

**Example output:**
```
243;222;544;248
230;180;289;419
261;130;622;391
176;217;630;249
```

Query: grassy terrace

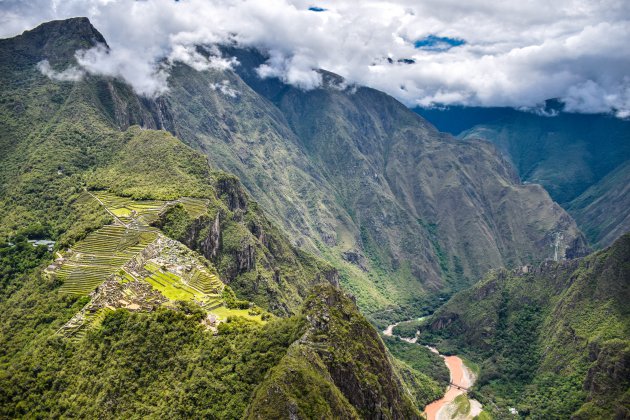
55;191;220;312
209;306;266;324
188;268;223;294
94;192;209;225
178;197;210;219
94;191;168;225
57;306;114;341
56;225;158;295
143;262;222;308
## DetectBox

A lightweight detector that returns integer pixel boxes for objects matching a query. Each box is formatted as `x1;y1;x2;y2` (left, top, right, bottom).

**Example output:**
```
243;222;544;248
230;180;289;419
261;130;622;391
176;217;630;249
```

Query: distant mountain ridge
415;104;630;248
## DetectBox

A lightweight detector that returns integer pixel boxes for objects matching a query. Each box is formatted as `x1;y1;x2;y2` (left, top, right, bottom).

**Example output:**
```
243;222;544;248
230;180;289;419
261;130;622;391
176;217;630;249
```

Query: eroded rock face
216;175;248;212
199;213;221;260
342;249;369;272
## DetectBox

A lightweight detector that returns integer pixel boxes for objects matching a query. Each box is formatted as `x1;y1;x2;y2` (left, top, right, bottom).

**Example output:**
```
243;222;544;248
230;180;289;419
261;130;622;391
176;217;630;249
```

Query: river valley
383;322;483;419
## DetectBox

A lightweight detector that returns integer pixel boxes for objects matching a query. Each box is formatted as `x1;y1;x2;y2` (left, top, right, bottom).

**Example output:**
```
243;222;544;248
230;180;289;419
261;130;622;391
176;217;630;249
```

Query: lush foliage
0;236;51;296
384;336;449;388
0;271;305;418
391;318;426;339
420;235;630;418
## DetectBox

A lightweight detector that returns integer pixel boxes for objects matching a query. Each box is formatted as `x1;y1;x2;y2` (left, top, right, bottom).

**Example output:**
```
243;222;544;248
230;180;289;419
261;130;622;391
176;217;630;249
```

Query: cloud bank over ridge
3;0;630;116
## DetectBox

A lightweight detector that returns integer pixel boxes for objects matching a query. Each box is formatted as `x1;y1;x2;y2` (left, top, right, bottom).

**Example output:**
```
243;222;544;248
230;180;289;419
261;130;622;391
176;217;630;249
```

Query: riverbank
383;322;483;420
424;352;480;420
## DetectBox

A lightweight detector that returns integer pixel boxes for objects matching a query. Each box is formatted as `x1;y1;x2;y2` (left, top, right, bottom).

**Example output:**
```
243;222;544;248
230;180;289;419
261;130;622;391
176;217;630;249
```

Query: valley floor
384;321;484;420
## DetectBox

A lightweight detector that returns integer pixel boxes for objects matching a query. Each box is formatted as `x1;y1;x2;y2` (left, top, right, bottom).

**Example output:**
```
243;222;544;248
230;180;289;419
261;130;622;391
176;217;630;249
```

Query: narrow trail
86;190;128;228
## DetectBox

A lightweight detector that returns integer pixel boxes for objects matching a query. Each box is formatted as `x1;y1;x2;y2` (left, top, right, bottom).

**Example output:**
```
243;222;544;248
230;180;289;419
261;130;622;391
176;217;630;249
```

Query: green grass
142;262;224;307
210;306;266;324
474;410;493;420
453;394;471;417
94;191;168;226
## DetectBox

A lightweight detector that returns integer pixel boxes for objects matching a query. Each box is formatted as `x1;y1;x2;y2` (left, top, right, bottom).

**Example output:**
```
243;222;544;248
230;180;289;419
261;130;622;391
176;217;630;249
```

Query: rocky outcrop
342;249;369;272
247;284;422;419
199;213;221;260
215;174;248;212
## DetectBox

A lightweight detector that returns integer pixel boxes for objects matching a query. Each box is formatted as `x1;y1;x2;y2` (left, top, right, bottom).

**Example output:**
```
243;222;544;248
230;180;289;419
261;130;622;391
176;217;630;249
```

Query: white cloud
36;59;84;81
209;79;239;98
4;0;630;116
75;43;169;97
168;45;238;72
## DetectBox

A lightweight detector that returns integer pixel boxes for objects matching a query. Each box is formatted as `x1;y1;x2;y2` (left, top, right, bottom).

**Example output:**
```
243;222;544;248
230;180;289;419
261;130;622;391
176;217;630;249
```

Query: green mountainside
419;233;630;418
567;161;630;248
246;284;426;419
3;17;625;419
121;45;589;325
0;18;438;417
11;19;590;328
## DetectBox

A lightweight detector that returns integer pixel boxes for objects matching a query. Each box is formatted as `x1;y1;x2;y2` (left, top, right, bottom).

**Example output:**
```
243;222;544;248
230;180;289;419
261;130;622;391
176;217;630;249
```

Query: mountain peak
21;17;106;43
2;17;107;65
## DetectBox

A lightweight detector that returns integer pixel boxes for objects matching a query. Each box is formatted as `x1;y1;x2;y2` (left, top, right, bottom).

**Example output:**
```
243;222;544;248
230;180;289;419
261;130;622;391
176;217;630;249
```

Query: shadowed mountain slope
568;161;630;248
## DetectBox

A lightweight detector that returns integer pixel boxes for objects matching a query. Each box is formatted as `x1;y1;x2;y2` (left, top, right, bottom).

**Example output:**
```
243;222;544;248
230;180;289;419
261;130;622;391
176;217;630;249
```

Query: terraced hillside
52;191;233;339
93;191;209;227
56;224;159;295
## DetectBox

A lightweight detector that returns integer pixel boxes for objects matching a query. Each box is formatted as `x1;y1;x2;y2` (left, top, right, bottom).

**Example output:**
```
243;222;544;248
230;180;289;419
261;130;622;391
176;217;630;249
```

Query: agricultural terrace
93;191;209;227
142;261;222;308
54;191;265;338
55;192;211;297
56;225;159;295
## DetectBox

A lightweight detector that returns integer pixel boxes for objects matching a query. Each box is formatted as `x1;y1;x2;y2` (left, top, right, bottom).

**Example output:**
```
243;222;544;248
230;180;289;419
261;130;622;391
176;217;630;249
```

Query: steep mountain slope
567;161;630;248
0;19;433;418
170;47;588;322
416;104;630;207
2;18;589;327
0;20;331;315
246;284;423;419
419;234;630;418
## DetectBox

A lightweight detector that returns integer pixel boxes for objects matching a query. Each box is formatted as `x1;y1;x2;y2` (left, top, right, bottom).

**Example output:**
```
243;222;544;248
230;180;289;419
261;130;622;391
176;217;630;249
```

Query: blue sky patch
414;35;466;51
308;6;327;12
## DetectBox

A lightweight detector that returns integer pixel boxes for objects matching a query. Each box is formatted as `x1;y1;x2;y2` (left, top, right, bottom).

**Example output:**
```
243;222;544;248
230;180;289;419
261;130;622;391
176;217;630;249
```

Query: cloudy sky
1;0;629;117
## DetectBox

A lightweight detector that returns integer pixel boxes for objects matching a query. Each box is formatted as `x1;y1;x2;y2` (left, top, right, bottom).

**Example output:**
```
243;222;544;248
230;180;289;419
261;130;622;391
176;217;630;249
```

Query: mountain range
0;17;628;419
